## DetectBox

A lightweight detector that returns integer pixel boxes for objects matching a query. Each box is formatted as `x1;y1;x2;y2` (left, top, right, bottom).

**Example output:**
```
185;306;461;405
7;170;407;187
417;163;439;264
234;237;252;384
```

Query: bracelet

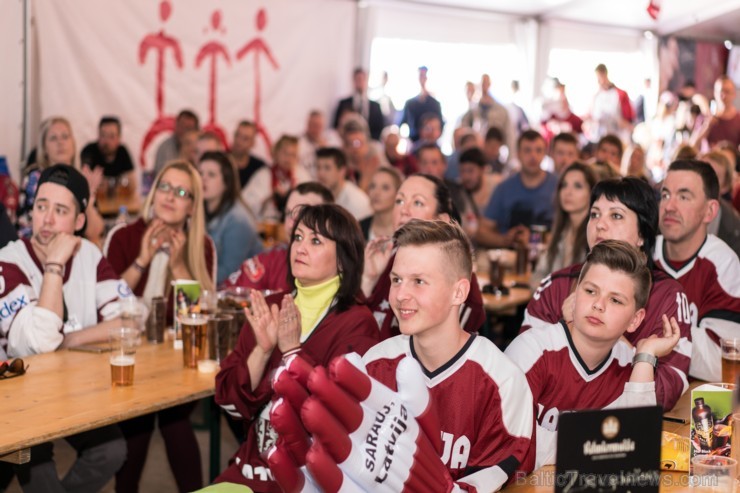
281;346;301;359
633;352;658;369
132;259;147;273
44;263;64;277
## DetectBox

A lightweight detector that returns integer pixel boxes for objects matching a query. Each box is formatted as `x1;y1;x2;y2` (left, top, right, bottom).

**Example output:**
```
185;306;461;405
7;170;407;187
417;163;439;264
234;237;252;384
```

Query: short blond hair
393;219;472;280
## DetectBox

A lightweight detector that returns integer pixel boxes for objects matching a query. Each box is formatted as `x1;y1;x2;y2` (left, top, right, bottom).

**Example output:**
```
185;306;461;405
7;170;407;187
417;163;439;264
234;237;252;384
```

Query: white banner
33;0;355;169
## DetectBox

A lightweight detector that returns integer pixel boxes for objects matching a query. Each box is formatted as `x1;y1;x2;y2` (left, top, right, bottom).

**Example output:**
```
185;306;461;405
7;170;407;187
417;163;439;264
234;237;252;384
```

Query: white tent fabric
30;0;355;172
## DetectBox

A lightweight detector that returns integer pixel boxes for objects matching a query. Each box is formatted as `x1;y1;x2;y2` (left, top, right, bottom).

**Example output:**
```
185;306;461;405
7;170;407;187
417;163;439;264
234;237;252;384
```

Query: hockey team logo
244;257;266;283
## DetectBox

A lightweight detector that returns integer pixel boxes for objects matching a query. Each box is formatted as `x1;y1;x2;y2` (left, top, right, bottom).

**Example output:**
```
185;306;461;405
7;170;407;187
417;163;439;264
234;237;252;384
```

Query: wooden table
504;383;704;492
0;341;221;478
478;272;534;314
96;192;141;217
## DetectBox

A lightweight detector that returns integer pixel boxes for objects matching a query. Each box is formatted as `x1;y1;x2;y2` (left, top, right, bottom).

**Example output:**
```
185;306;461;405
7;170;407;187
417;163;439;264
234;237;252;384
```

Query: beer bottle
692;398;714;453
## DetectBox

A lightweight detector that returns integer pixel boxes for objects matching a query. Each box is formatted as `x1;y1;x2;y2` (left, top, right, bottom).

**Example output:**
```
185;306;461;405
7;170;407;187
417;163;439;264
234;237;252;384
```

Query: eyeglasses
0;359;27;380
156;181;193;201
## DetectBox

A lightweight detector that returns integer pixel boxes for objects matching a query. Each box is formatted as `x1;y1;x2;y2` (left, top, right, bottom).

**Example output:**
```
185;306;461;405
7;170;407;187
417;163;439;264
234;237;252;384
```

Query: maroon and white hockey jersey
505;321;656;468
0;238;129;357
363;334;534;492
214;292;379;492
654;234;740;381
367;252;487;340
222;245;290;294
521;262;690;410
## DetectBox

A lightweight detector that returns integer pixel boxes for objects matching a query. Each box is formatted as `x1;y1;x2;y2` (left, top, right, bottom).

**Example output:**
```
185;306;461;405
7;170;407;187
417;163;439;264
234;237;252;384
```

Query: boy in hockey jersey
522;177;690;411
505;240;681;469
359;219;534;491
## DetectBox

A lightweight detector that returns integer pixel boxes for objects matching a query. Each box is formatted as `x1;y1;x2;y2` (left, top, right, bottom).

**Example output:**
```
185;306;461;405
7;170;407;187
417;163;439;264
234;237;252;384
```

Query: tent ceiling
392;0;740;41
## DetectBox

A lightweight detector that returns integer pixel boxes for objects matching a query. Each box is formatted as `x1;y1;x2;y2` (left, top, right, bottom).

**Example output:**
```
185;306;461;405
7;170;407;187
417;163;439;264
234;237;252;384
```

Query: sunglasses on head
0;359;27;380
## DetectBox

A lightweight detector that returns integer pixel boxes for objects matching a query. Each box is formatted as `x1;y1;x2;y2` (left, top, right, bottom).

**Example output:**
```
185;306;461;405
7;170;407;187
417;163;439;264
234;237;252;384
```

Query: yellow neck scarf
295;275;340;337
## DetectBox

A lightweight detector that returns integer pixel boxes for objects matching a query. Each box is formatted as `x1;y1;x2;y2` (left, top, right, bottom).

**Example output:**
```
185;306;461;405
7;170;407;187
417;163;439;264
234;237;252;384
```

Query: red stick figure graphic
139;0;183;168
236;8;279;152
195;10;231;151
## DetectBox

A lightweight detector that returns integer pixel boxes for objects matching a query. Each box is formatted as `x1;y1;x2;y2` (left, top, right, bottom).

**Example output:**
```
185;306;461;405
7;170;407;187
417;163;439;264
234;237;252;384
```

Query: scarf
295;275;340;339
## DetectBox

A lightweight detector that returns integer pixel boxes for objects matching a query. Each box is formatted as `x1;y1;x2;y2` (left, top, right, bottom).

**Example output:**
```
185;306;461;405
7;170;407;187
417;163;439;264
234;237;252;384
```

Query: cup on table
515;243;529;275
199;289;218;318
731;413;740;467
146;296;166;344
487;250;505;289
179;313;209;369
722;339;740;386
121;296;145;334
208;314;234;364
109;327;139;386
691;455;738;492
262;215;280;246
220;308;246;354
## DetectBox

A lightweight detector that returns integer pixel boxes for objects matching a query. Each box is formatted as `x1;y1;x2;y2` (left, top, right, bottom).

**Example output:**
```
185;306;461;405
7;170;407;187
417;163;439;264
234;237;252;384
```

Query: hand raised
363;237;393;283
81;165;104;196
635;315;681;360
245;289;278;356
138;219;170;265
277;294;302;353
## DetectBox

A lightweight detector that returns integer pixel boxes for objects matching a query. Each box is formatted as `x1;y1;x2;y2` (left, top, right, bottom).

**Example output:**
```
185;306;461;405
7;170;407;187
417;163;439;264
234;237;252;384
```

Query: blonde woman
105;159;214;304
104;160;214;493
20;117;105;243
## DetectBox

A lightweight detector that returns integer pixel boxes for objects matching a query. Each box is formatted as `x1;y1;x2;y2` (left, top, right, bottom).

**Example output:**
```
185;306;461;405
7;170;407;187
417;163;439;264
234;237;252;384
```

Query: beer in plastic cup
110;327;138;386
722;338;740;385
179;313;208;368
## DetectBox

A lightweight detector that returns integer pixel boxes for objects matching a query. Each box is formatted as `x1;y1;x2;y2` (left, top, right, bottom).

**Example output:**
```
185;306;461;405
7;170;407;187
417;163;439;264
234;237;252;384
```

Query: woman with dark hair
359;166;402;241
199;151;262;284
531;163;596;287
213;203;379;492
221;182;334;293
521;176;690;412
362;173;484;340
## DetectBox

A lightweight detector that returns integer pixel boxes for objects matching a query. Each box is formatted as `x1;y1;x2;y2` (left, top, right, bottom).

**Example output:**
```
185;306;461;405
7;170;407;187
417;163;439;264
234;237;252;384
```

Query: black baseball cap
36;164;90;213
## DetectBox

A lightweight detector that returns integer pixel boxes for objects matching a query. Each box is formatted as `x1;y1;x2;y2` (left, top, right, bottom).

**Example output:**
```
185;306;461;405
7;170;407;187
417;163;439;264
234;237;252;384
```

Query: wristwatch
633;352;658;369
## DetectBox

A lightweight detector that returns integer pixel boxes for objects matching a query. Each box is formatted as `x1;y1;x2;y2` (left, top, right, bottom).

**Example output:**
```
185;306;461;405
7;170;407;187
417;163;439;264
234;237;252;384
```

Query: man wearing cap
0;164;127;491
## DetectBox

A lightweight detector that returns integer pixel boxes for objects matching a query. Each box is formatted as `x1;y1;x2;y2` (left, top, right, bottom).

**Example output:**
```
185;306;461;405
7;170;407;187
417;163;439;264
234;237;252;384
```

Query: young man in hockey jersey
655;160;740;381
359;219;534;491
522;177;690;411
266;219;533;493
506;240;681;469
0;164;128;492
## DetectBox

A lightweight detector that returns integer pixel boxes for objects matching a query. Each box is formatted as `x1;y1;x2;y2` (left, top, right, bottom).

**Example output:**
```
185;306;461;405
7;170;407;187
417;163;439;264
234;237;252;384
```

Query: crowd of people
0;62;738;492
